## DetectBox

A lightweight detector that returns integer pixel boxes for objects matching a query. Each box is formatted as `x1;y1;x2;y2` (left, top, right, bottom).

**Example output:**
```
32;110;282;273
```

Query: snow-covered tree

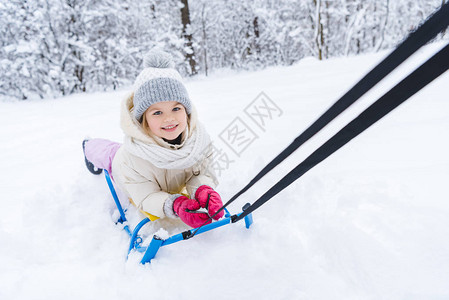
1;0;446;100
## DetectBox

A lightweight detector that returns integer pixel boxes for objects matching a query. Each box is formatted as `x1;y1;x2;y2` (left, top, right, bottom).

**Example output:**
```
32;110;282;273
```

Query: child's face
144;101;188;140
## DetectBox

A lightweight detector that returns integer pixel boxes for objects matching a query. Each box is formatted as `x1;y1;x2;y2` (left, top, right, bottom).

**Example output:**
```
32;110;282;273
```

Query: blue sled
104;170;253;264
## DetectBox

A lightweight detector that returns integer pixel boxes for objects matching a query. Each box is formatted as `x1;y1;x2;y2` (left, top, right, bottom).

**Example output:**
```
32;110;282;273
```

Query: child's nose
164;112;175;121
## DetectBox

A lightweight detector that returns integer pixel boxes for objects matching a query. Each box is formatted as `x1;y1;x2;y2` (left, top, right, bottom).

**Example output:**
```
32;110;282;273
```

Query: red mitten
173;196;211;228
195;185;224;220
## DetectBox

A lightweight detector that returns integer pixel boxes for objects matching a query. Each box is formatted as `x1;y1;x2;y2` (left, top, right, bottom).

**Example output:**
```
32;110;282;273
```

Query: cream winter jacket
111;94;218;218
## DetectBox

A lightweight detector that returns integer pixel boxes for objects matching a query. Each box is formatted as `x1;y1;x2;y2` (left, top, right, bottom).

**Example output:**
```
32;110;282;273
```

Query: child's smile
162;124;178;131
144;101;188;141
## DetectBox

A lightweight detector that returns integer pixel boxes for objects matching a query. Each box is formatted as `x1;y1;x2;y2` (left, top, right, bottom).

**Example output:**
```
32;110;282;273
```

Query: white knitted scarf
124;123;211;170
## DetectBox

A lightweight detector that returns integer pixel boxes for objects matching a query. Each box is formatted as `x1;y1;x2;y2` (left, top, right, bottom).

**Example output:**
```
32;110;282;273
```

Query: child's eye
173;107;182;112
153;111;162;116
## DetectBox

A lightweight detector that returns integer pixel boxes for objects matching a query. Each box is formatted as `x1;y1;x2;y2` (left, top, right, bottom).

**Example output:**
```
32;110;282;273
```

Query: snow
1;42;449;300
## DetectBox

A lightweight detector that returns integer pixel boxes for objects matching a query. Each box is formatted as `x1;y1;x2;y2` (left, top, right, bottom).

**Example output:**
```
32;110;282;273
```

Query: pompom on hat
133;50;192;121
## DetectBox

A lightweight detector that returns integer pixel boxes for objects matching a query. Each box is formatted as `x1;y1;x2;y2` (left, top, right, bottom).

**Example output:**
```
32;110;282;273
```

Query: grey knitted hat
133;50;191;121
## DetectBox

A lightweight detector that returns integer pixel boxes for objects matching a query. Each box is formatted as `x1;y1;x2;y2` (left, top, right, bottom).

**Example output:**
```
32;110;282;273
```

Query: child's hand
173;196;211;228
195;185;225;220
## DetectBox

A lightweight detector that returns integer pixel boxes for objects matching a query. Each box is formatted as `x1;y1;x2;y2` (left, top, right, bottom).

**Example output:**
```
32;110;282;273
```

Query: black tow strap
187;4;449;237
213;3;449;217
233;42;449;223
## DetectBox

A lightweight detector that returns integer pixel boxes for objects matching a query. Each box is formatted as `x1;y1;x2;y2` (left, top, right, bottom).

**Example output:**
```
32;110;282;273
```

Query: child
83;50;224;228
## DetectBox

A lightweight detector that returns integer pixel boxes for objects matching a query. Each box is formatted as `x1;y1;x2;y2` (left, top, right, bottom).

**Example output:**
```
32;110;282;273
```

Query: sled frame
104;170;253;264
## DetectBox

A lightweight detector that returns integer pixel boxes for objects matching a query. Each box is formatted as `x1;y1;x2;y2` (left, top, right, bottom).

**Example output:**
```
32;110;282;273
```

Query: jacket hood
120;92;199;148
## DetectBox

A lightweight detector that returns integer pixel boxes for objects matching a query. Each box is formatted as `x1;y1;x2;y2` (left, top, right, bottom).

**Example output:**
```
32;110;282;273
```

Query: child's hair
130;92;152;137
141;113;152;136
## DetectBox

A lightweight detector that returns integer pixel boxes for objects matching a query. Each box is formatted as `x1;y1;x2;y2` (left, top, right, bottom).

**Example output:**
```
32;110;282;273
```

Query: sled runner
103;169;253;264
85;2;448;265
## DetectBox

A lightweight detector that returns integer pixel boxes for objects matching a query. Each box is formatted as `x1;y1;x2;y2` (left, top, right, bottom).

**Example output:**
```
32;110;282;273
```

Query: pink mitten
173;196;211;228
195;185;224;220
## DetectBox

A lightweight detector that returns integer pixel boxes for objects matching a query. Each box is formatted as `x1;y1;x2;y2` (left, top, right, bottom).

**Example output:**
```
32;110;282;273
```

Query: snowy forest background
1;0;447;101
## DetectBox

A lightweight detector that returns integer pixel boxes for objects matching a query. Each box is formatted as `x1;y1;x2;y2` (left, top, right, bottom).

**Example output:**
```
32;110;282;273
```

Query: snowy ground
1;42;449;300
